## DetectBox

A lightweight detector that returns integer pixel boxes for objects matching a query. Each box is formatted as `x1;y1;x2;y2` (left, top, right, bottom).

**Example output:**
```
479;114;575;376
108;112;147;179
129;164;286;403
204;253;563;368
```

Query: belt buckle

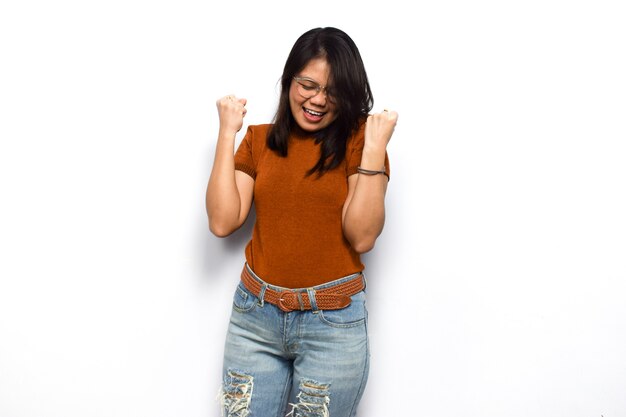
277;290;296;312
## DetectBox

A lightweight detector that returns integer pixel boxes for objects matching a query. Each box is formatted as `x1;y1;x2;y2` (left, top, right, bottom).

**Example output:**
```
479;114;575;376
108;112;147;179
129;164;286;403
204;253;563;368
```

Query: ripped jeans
219;271;370;417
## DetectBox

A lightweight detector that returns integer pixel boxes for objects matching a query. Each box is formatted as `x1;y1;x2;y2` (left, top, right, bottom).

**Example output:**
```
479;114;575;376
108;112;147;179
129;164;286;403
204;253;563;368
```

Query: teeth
304;108;324;116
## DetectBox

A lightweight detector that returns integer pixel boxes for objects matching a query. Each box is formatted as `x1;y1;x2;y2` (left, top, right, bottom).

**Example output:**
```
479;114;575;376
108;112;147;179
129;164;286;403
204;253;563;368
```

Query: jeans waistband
241;263;365;312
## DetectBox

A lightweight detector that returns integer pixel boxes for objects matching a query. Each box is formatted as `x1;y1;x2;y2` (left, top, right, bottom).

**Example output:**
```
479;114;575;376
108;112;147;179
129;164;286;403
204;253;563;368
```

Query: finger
381;109;398;122
217;95;233;106
218;95;237;106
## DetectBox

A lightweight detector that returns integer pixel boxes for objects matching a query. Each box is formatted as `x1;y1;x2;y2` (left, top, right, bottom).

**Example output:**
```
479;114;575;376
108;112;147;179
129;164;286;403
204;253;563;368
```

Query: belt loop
257;283;267;307
307;288;319;313
296;292;305;311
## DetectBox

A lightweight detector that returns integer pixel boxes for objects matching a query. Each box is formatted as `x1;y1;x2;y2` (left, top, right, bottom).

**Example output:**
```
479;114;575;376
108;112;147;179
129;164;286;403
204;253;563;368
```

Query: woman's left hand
364;109;398;151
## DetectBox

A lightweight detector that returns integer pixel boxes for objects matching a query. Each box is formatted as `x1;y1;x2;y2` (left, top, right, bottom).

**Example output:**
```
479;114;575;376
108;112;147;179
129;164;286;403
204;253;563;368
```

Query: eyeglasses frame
292;76;336;102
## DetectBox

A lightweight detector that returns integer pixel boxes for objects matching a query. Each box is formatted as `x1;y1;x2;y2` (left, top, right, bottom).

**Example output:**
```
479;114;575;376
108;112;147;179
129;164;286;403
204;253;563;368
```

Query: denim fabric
220;270;370;417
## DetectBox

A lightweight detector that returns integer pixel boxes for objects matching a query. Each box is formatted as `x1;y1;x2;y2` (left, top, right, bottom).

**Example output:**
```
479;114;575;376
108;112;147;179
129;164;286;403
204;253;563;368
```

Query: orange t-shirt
234;123;390;288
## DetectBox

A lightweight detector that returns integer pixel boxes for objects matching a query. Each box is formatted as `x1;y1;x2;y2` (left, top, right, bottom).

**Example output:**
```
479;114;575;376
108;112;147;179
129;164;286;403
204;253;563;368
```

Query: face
289;57;338;132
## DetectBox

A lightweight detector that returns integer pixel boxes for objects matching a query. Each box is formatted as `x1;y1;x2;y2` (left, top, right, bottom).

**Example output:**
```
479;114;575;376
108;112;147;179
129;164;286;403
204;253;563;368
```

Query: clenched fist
216;95;248;135
364;109;398;151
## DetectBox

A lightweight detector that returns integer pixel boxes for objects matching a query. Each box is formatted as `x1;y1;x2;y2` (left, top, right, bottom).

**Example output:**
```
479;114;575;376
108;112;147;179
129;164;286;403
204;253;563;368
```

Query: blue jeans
219;268;370;417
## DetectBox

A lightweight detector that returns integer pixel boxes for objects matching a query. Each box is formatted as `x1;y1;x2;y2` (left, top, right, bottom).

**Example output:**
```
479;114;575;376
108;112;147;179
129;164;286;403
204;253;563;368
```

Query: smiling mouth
303;107;325;117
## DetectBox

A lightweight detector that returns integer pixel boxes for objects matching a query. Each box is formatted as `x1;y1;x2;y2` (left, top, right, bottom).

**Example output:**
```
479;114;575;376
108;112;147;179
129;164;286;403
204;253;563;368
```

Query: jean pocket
232;282;257;313
317;291;367;328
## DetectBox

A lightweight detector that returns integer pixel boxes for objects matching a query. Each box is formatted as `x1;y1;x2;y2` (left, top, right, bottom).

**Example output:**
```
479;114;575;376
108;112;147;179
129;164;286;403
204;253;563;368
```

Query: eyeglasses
293;76;337;103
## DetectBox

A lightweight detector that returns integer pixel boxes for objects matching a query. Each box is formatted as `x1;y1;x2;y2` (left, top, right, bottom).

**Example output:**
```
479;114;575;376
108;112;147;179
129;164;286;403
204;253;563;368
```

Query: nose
309;90;328;106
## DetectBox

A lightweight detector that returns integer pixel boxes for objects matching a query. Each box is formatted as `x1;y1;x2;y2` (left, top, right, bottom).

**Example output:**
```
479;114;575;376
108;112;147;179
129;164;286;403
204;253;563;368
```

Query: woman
206;27;397;417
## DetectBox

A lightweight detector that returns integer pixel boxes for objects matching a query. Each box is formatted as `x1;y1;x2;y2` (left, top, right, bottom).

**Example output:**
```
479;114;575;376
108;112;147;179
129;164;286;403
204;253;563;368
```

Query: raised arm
206;95;254;237
342;110;398;253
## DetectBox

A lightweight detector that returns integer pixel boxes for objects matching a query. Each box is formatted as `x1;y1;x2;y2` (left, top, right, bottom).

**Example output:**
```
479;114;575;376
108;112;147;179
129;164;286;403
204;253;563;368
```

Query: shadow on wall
196;205;257;282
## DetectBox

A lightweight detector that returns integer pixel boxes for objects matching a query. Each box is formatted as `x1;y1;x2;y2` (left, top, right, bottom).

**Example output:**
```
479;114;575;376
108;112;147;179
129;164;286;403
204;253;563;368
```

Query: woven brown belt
240;265;365;312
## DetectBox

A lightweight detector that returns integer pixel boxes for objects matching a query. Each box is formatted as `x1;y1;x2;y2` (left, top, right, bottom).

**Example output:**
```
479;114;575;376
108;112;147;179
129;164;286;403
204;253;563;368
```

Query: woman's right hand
216;95;247;134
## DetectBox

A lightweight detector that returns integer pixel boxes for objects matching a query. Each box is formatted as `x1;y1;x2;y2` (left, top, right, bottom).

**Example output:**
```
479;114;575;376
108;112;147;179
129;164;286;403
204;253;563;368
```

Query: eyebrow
295;76;333;89
296;76;319;83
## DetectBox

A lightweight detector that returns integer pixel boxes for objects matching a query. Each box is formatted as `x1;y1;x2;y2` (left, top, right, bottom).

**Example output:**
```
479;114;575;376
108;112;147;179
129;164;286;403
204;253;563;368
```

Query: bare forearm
343;181;386;253
343;147;388;253
206;95;251;237
206;130;242;236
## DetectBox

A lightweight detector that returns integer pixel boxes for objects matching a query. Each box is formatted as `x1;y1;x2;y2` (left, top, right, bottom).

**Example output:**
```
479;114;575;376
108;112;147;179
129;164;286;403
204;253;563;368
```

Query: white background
1;0;625;416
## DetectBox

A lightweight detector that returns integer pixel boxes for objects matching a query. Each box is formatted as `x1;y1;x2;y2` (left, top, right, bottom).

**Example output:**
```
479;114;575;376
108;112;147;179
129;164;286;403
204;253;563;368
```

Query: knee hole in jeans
219;369;254;417
286;378;330;417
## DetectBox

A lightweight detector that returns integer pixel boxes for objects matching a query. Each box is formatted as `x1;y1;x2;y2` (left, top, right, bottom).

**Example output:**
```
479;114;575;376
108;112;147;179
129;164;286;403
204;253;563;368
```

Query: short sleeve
234;126;257;179
345;122;391;180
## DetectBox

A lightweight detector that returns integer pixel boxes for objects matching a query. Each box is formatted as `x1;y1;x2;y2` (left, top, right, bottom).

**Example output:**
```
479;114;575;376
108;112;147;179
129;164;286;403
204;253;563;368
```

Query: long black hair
267;27;374;175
